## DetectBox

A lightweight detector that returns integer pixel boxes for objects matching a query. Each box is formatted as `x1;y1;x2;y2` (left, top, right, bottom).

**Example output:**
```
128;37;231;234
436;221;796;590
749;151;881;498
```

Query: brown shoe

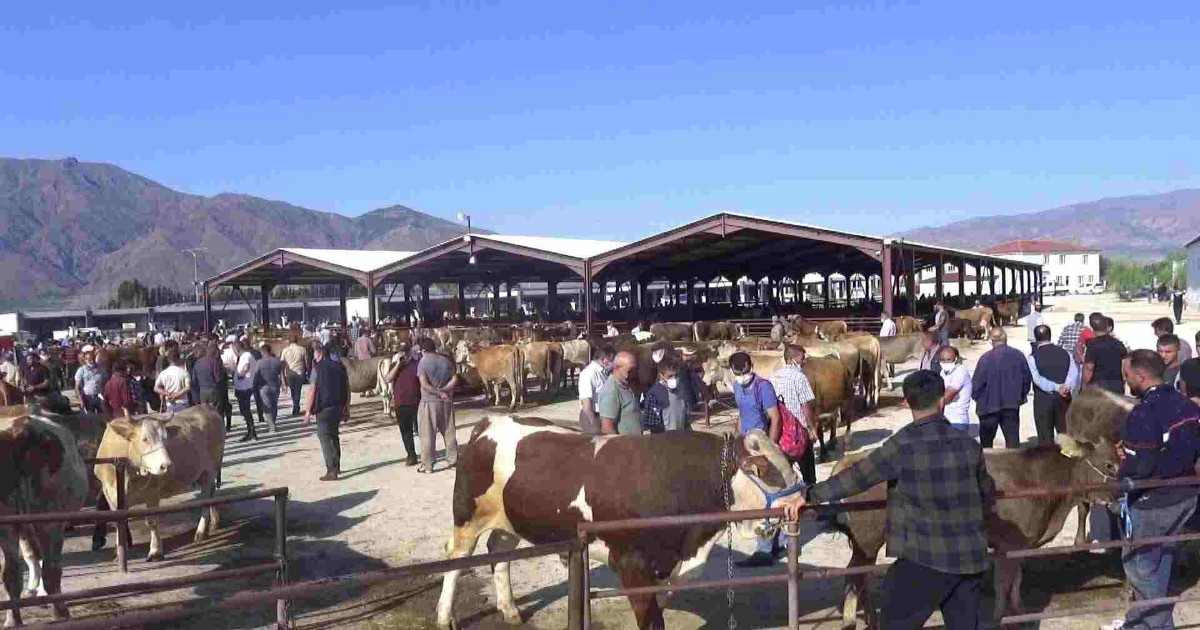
319;472;338;481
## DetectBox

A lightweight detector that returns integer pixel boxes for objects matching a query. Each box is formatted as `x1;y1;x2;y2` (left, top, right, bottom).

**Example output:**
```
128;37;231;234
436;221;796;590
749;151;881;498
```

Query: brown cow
649;322;693;342
817;320;850;341
955;306;995;333
341;356;384;394
994;300;1021;326
787;315;819;337
878;334;924;388
559;339;592;387
840;334;883;408
894;316;923;335
946;317;985;340
455;342;526;409
692;320;744;342
0;413;88;624
520;341;564;393
834;440;1120;627
436;417;795;630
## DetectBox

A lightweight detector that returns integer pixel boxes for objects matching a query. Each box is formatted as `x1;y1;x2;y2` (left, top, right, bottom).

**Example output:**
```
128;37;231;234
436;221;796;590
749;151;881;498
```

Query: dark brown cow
649;322;693;342
0;413;88;624
946;317;985;340
436;417;795;629
994;300;1021;326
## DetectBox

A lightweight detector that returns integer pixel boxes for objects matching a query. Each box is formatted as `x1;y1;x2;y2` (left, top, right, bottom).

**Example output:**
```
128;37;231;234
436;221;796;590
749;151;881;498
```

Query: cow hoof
21;588;37;599
91;537;107;552
147;552;164;563
194;531;207;544
499;606;522;624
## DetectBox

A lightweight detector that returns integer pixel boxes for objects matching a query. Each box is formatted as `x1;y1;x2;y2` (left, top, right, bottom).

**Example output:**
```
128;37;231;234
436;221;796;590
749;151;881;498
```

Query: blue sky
3;2;1199;241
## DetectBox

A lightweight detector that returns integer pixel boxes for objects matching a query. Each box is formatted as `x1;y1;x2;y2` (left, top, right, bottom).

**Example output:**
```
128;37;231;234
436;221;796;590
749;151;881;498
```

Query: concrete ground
21;292;1200;628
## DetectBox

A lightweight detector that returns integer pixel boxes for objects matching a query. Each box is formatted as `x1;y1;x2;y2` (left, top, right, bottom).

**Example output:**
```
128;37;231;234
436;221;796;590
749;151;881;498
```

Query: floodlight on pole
183;248;207;303
458;212;476;264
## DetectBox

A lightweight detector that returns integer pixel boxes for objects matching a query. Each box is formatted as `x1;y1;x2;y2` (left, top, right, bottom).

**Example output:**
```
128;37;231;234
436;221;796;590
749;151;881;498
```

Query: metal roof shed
371;234;623;324
203;248;415;332
588;212;1044;324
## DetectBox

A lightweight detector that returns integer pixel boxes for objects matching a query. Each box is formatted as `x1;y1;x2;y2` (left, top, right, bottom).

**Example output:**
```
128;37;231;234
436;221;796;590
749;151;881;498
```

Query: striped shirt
770;365;816;429
1057;322;1085;358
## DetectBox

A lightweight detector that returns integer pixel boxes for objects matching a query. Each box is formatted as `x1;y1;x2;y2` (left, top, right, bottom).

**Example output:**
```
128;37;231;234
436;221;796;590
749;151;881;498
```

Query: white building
984;239;1101;291
1187;233;1200;308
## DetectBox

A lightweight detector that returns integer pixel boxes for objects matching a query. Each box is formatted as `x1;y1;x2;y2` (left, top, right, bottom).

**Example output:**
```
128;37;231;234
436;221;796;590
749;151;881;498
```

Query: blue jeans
1122;496;1197;630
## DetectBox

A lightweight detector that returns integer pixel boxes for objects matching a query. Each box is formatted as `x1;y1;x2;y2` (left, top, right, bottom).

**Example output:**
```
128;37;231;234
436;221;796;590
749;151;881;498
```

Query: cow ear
107;418;137;441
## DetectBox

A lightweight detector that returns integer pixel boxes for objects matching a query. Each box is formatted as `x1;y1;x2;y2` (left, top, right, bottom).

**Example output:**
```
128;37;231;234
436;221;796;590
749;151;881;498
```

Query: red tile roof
983;239;1096;255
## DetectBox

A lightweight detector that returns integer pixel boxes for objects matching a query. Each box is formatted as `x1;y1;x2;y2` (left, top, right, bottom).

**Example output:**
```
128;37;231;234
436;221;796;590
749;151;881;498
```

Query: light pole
183;248;207;303
457;212;476;265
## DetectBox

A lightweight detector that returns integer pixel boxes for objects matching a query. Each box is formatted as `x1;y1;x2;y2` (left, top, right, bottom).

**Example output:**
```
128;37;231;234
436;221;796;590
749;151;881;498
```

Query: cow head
107;410;177;476
453;340;474;367
1056;433;1121;502
725;430;800;538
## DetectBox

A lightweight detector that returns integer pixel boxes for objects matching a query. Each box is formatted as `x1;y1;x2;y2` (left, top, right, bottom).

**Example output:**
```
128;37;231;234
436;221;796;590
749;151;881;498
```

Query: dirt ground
25;293;1200;628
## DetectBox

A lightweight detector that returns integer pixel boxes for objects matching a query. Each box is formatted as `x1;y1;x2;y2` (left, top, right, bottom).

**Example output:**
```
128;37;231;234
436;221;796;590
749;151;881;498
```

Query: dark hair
1181;359;1200;396
1128;349;1166;380
783;344;807;363
1158;334;1181;350
937;345;960;361
593;344;616;361
1034;325;1052;342
657;356;679;375
1104;316;1116;332
1074;313;1085;323
902;369;945;410
1152;317;1175;334
417;337;437;352
729;352;752;373
1088;312;1104;330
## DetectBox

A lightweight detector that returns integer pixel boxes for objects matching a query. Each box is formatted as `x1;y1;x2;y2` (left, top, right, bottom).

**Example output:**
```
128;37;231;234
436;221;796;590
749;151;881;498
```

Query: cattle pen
21;476;1200;629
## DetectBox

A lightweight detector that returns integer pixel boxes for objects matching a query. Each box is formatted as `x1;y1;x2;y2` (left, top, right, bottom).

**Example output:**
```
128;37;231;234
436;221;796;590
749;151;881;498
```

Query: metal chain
721;433;738;630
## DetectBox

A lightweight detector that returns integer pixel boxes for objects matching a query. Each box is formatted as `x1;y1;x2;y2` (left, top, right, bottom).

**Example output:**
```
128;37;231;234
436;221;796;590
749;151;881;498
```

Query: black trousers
286;373;305;416
394;404;418;459
979;408;1020;448
883;558;982;630
793;446;816;486
1032;392;1067;445
316;407;342;473
1175;301;1184;324
234;388;258;437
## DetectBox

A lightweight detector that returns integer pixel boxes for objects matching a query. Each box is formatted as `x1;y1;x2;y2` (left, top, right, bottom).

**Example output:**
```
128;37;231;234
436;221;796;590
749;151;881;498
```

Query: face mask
940;362;957;374
665;377;678;389
735;373;753;386
651;349;665;364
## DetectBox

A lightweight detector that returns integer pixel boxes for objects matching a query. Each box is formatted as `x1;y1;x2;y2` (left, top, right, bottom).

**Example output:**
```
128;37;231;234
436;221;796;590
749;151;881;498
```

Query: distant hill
0;157;479;309
900;189;1200;261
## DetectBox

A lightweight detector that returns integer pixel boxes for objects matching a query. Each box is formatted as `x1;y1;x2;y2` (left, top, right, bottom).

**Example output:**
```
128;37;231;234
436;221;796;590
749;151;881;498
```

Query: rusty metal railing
573;475;1200;628
9;486;289;629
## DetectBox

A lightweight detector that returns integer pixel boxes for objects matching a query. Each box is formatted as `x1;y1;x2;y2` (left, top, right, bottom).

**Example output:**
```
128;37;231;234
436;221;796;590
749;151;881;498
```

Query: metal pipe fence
10;486;289;629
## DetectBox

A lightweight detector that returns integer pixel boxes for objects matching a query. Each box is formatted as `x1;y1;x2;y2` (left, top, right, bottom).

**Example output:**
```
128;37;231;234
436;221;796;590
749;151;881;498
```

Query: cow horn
743;429;798;487
1057;434;1085;458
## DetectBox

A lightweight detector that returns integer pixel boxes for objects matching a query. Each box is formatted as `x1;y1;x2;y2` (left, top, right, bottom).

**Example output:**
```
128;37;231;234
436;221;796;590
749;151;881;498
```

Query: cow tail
515;347;526;402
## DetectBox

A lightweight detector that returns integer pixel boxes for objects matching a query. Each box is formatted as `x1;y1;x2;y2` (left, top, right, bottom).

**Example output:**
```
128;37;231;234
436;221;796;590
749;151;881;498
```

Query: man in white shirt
1024;303;1044;349
233;340;259;442
605;322;619;337
577;345;615;435
937;346;975;438
878;311;897;338
154;349;191;413
0;352;21;389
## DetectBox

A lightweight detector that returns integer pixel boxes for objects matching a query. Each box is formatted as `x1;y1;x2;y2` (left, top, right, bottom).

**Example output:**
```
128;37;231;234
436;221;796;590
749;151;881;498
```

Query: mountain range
0;157;478;310
2;157;1197;310
899;189;1200;260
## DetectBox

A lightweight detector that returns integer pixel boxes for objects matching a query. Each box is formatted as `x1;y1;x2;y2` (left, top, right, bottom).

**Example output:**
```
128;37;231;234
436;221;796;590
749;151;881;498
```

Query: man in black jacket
305;343;350;481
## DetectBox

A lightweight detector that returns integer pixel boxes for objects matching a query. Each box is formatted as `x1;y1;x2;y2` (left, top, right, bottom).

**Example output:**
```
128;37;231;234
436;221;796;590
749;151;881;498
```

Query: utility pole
183;248;207;303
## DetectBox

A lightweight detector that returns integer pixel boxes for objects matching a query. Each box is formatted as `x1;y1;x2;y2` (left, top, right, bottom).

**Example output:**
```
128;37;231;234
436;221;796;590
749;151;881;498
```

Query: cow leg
146;499;164;562
992;557;1018;618
1;538;22;627
38;527;68;620
436;525;488;629
18;530;41;597
486;530;522;624
1007;561;1024;616
816;418;830;462
612;552;665;630
195;473;218;543
1074;502;1091;546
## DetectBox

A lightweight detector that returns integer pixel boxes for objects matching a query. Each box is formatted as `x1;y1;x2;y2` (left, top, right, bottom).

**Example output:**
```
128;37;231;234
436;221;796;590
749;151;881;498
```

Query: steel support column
338;283;348;326
260;283;271;332
202;283;212;334
935;254;944;302
457;282;466;321
367;280;378;326
957;258;966;302
583;262;594;335
881;244;894;316
975;259;983;298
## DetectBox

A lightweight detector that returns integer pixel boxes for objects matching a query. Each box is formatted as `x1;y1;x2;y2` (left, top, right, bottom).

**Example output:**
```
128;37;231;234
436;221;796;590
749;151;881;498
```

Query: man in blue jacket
1108;350;1200;630
971;328;1032;448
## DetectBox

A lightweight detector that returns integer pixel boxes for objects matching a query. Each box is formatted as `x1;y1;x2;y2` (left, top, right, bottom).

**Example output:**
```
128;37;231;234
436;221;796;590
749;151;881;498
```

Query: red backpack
776;399;811;459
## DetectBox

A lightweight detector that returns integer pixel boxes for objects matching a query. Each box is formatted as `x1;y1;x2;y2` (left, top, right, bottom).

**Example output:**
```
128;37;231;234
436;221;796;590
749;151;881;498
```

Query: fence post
275;490;290;629
785;521;800;630
116;461;129;574
567;539;583;629
579;532;591;630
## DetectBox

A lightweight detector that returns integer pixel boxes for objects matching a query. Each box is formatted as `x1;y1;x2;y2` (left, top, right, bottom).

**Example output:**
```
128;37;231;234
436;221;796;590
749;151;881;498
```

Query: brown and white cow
0;412;88;624
455;342;526;409
341;356;385;395
436;417;795;629
94;406;225;561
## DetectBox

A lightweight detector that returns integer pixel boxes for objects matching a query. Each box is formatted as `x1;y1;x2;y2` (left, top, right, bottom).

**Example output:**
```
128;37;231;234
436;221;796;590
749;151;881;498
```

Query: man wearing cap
74;345;107;414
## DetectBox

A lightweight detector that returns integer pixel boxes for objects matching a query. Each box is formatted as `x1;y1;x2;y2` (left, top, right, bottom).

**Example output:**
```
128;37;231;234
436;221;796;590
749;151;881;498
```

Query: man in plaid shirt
779;370;995;629
770;344;817;484
1057;313;1087;363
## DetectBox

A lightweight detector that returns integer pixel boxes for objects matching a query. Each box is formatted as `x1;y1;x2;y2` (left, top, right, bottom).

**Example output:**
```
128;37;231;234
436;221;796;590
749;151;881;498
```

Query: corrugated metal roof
477;235;625;259
280;248;416;273
1186;233;1200;248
